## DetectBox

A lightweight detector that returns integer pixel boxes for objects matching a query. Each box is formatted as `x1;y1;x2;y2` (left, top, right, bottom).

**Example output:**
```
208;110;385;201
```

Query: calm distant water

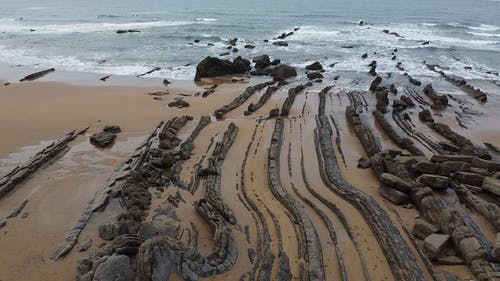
0;0;499;80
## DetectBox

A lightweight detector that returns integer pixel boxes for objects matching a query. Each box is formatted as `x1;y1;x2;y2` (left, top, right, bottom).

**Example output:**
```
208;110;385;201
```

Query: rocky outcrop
317;97;426;281
373;111;424;155
0;128;87;200
429;122;490;158
345;106;380;157
280;84;306;116
245;85;280;115
423;84;448;110
214;80;274;119
194;56;251;81
269;119;324;281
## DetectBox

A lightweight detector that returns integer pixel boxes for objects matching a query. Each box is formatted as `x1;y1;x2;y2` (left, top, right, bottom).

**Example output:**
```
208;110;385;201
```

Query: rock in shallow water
194;56;251;81
90;131;116;148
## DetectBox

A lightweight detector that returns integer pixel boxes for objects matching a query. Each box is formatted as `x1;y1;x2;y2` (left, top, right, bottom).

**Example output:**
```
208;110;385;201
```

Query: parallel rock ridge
0;128;87;200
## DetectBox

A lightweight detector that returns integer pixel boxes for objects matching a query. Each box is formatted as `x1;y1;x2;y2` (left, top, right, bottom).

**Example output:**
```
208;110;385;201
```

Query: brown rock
424;234;450;260
417;174;449;190
482;177;500;196
452;171;484;186
380;173;412;193
413;218;439;240
379;184;410;205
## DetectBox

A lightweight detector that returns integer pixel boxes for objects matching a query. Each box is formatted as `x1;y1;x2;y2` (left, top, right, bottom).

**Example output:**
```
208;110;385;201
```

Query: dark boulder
307;72;323;80
253;55;271;69
270;65;297;79
194;56;251;81
168;99;190;108
90;131;116;148
369;76;382;91
273;41;288;47
305;61;323;71
418;109;434;123
116;29;140;34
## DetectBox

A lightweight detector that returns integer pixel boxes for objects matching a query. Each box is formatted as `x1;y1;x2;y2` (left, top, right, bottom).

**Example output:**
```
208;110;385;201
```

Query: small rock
307;72;323;80
272;41;288;47
0;220;6;230
418;109;434;122
424;234;450;260
357;158;371;169
90;131;116;148
77;239;93;252
379;184;410;205
168;99;190;108
305;61;323;71
244;44;255;49
413;218;439;240
269;108;280;118
361;53;368;59
99;224;117;241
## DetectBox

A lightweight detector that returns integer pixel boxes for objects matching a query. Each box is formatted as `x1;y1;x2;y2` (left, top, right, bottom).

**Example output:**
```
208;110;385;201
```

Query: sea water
0;0;499;80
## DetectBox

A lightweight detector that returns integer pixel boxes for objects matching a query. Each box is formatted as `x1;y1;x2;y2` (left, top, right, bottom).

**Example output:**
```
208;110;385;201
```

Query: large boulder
194;56;251;81
270;65;297;79
253;55;271;69
92;255;134;281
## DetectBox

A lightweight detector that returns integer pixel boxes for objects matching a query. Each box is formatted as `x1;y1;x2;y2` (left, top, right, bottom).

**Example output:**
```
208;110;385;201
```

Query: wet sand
0;63;499;281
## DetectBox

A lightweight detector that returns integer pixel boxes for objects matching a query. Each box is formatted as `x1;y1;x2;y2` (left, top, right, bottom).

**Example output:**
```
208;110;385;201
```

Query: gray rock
413;218;439;240
92;255;134;281
379;184;410;205
98;224;117;241
424;234;450;260
417;174;449;190
380;173;412;193
457;237;486;264
77;239;93;252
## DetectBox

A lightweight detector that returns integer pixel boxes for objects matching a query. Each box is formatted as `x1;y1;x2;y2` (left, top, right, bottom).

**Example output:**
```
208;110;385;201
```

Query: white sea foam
0;45;196;79
466;31;500;38
195;18;219;22
0;19;212;34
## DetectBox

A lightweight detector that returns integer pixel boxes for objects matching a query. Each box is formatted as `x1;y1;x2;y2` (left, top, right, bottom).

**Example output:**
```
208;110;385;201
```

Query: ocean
1;0;499;81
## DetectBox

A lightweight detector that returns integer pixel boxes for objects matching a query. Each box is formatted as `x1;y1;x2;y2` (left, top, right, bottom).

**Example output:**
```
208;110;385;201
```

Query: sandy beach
0;49;499;281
